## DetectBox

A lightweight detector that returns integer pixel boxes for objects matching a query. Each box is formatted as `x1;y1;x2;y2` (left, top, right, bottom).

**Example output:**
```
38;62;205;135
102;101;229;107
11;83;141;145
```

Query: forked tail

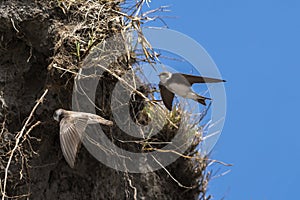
196;95;212;106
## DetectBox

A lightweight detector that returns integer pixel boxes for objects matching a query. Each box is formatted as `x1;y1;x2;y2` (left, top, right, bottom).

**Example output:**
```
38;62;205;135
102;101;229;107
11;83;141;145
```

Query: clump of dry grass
48;0;123;70
48;0;156;73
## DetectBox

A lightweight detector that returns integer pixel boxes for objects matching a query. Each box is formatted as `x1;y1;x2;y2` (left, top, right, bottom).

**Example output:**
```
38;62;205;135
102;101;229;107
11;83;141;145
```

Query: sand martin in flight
53;109;113;168
158;72;226;111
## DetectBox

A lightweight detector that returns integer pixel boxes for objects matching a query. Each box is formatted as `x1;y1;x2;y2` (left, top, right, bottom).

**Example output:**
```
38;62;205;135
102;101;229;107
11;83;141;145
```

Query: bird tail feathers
196;95;212;106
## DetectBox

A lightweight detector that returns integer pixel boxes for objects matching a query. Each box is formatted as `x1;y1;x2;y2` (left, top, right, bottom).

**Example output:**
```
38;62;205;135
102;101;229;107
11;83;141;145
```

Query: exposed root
1;89;48;200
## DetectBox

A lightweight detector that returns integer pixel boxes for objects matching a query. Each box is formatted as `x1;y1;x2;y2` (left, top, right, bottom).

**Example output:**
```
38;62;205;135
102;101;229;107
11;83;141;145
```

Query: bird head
53;109;63;121
158;72;171;83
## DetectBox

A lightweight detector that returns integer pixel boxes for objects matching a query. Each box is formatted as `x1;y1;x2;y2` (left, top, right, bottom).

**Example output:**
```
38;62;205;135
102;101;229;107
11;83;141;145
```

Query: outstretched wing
179;73;226;85
159;82;175;111
69;111;113;126
84;113;113;126
59;117;87;168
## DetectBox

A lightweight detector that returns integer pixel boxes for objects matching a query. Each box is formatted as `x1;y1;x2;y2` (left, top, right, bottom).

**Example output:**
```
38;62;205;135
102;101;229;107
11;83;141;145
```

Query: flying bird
158;72;226;111
53;109;113;168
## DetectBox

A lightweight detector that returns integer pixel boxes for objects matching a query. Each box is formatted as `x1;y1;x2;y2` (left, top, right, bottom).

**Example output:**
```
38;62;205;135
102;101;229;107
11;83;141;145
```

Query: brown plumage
53;109;113;168
159;72;226;111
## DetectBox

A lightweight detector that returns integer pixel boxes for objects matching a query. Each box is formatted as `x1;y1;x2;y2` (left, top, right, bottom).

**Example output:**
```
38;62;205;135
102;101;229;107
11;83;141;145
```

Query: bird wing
159;82;175;111
179;73;226;85
59;116;87;168
69;111;113;126
83;113;113;126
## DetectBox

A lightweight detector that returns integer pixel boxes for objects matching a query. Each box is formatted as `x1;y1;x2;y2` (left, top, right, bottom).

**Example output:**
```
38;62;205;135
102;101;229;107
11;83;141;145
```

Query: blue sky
145;1;300;199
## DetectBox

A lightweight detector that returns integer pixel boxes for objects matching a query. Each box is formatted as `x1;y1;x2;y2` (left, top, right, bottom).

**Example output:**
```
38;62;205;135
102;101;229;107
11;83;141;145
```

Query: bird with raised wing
158;72;226;111
53;109;113;168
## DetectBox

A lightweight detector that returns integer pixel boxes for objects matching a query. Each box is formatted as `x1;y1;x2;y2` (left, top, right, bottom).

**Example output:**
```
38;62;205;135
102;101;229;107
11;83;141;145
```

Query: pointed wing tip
61;144;76;168
66;160;75;168
107;121;114;126
166;105;172;111
98;119;113;126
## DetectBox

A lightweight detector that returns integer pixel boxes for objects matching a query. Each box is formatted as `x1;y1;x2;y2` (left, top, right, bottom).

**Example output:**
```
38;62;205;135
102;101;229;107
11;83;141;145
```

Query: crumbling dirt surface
0;1;210;199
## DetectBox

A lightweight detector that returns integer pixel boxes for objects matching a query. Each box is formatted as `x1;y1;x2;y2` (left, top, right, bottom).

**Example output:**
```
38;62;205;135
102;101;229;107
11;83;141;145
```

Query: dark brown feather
179;73;226;85
196;96;208;106
159;83;175;111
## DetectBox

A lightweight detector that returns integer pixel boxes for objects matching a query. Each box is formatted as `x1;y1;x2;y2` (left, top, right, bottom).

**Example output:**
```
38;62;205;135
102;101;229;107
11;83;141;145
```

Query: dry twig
1;89;48;200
